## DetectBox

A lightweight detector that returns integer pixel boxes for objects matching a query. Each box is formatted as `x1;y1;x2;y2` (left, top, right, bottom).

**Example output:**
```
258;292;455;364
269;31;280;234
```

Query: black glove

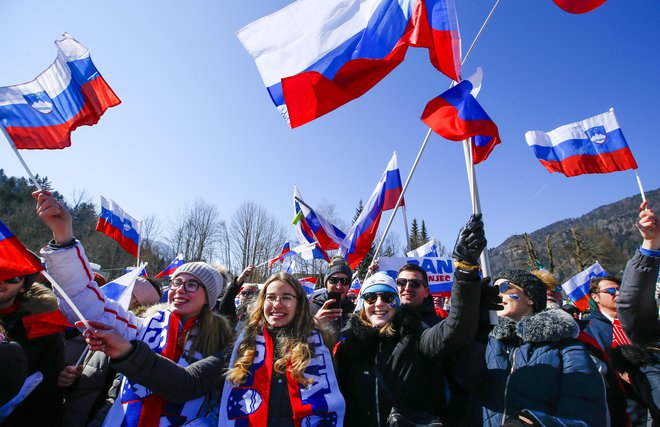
452;213;487;265
481;282;503;312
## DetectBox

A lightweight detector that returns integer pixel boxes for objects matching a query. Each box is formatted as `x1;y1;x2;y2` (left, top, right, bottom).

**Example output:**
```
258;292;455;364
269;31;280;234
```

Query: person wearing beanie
473;269;606;426
335;215;489;426
34;190;234;427
310;255;355;334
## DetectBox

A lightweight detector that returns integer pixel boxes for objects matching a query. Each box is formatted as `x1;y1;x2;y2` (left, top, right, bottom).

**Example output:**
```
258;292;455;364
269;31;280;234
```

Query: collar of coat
490;309;579;344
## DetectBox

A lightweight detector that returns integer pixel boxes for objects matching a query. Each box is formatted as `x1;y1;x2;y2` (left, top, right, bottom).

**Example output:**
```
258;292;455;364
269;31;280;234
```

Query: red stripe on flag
96;218;139;257
538;147;638;177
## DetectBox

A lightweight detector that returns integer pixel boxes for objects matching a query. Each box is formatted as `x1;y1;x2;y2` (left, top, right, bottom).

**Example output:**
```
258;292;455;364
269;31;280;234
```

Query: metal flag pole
402;205;412;252
366;0;504;276
1;125;43;191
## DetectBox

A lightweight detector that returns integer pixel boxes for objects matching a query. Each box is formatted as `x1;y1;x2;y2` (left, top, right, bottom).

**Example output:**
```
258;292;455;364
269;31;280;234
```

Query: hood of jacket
17;283;59;315
490;309;579;344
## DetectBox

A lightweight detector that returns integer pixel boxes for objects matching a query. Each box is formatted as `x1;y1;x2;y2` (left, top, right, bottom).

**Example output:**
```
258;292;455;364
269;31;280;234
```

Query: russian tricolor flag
298;277;318;295
96;196;141;258
340;152;404;268
0;34;120;149
155;254;185;278
0;219;43;281
99;265;146;311
561;262;607;312
422;67;500;164
293;186;346;251
237;0;461;128
525;109;638;177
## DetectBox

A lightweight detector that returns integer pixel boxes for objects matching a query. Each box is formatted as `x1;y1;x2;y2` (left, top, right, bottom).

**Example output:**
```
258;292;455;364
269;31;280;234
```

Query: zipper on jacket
501;348;518;426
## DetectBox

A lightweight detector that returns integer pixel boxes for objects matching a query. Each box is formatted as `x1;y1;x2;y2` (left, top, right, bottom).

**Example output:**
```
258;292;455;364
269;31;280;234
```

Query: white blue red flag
237;0;461;128
407;239;439;258
96;196;141;258
552;0;607;14
270;242;293;267
422;68;500;164
561;262;607;312
293;186;346;250
99;264;146;311
0;34;120;149
350;278;361;293
270;241;330;267
155;254;185;278
525;109;637;177
340;152;404;268
298;276;318;295
0;219;43;281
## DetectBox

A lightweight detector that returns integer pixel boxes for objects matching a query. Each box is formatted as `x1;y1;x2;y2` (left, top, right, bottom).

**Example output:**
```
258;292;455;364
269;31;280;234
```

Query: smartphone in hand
327;291;342;310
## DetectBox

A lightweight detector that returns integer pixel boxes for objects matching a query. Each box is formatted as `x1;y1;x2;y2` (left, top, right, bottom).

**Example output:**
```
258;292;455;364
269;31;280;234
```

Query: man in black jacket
310;256;354;333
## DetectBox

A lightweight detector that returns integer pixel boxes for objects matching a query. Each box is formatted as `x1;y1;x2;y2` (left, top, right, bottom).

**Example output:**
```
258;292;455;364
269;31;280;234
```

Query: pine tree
420;220;430;244
409;218;420;250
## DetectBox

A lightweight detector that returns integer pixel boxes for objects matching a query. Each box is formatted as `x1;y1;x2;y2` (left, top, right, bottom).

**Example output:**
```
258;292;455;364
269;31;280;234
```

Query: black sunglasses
599;287;619;297
328;276;351;286
362;292;397;304
1;276;23;284
395;278;423;289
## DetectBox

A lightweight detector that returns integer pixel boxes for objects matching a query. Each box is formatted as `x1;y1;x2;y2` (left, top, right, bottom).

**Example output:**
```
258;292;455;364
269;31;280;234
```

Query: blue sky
1;0;658;254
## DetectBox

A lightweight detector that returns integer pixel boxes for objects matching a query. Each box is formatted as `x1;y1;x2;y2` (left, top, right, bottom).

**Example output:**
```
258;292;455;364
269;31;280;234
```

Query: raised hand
452;213;487;265
32;190;74;244
57;364;83;388
636;201;659;250
77;320;134;359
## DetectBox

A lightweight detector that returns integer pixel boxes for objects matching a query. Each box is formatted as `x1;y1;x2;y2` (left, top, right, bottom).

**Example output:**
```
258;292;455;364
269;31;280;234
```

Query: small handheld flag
561;262;607;311
525;109;637;177
99;264;147;311
293;186;346;250
96;196;141;258
0;34;120;150
0;219;43;282
422;68;501;164
155;254;185;278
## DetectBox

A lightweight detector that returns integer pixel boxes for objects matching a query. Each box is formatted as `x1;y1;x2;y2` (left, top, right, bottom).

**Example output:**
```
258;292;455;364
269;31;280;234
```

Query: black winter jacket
334;269;481;427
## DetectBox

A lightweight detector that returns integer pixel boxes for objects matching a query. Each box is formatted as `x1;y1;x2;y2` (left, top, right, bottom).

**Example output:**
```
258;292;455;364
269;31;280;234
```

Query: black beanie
324;256;352;284
496;269;547;313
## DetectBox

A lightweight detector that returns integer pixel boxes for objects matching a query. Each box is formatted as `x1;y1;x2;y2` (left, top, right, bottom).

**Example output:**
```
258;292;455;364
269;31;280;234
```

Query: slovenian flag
525;109;638;177
561;262;607;312
96;196;141;258
422;67;500;164
407;239;439;258
0;219;43;282
340;152;404;268
155;254;185;278
99;265;147;311
237;0;461;128
293;186;346;251
0;33;120;149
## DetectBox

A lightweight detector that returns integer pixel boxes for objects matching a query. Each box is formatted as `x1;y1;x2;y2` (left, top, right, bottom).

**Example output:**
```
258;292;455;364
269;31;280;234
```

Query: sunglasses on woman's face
362;292;397;304
1;277;23;284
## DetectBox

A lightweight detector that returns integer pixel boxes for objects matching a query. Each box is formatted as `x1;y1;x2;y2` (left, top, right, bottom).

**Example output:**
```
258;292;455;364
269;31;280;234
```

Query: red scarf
137;312;198;427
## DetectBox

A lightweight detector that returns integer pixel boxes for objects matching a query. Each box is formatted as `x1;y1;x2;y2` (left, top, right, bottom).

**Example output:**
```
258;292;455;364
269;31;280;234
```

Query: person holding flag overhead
32;189;234;427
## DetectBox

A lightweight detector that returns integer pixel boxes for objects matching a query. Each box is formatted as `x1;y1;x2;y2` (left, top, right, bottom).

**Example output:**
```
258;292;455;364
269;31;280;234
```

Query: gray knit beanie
172;262;223;311
495;269;547;313
324;256;352;285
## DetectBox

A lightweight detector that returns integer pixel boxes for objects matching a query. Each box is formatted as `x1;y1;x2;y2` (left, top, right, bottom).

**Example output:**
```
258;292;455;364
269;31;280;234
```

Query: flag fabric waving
237;0;461;128
406;239;439;258
525;109;638;177
298;277;318;295
270;241;330;267
99;265;146;311
340;153;404;268
0;219;43;282
0;34;120;150
155;254;185;278
422;67;500;164
552;0;607;14
96;196;141;258
293;186;346;250
561;262;607;312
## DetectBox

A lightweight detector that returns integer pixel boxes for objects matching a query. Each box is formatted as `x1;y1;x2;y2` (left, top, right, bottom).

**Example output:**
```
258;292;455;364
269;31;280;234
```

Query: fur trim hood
490;309;579;344
17;283;59;315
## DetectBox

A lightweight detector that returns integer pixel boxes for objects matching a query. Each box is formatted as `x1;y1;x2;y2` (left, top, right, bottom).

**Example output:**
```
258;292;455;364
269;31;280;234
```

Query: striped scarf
220;326;345;427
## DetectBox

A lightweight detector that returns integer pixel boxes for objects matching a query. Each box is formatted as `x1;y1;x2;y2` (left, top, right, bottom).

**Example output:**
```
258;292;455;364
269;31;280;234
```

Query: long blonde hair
226;272;331;386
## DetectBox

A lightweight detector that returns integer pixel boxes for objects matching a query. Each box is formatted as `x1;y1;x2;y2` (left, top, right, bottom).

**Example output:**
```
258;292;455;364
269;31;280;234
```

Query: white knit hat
172;262;223;311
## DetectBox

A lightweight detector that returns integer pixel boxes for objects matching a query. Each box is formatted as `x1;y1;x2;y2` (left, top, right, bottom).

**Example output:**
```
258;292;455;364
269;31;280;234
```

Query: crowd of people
0;189;658;426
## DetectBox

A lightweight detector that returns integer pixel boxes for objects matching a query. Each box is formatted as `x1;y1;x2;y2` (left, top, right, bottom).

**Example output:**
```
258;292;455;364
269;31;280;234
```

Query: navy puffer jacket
479;309;606;427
